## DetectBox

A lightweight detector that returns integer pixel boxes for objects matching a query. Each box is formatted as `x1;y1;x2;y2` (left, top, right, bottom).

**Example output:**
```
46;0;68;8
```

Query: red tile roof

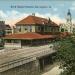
16;15;48;25
16;15;59;26
59;32;71;38
4;32;56;40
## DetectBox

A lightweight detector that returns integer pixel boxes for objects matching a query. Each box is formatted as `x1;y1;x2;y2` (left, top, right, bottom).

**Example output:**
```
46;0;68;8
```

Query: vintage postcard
0;0;75;75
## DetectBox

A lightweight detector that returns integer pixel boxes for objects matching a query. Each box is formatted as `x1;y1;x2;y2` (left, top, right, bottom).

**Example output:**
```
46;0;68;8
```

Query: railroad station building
4;15;60;48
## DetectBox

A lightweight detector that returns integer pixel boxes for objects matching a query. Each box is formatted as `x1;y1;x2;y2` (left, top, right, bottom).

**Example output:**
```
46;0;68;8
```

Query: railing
4;43;21;48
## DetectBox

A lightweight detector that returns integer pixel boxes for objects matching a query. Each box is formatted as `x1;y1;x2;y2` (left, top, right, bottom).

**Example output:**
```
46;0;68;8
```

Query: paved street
42;65;63;75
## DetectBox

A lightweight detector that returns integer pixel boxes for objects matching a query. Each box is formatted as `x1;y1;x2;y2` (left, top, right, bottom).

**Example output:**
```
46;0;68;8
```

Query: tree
56;36;75;75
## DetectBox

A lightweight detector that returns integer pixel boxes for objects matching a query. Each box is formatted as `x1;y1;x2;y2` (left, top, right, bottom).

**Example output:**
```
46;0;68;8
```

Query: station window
7;40;11;43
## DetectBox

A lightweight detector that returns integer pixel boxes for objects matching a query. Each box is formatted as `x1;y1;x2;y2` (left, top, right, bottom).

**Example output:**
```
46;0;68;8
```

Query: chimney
32;13;35;16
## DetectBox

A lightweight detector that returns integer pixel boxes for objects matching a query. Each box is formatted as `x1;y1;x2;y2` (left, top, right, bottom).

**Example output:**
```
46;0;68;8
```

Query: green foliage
61;28;65;32
56;36;75;75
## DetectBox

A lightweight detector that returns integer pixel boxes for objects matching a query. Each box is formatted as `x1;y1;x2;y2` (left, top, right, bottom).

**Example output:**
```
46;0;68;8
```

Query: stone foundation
0;60;40;75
